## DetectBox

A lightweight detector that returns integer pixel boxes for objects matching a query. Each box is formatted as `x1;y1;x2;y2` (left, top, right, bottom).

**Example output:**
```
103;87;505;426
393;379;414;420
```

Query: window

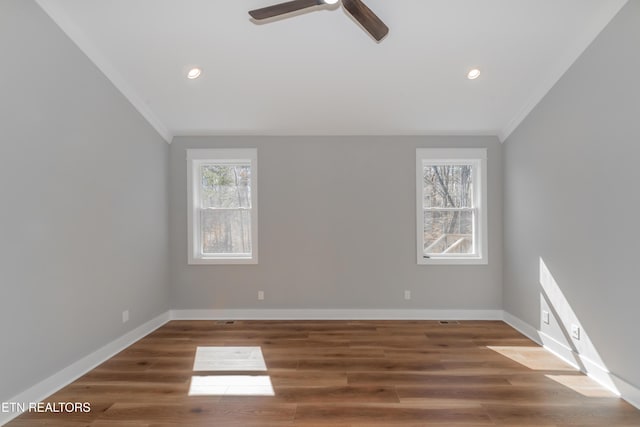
187;149;257;264
416;148;487;265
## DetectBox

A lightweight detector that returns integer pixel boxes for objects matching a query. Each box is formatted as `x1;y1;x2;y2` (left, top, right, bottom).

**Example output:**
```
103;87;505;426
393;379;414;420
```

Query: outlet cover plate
571;324;580;340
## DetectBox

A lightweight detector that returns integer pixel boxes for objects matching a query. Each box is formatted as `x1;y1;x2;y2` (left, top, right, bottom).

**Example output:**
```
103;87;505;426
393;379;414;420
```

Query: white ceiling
36;0;627;143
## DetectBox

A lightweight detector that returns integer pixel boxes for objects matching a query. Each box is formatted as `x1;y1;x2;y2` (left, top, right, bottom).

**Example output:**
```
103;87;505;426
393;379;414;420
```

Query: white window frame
416;148;488;265
187;148;258;265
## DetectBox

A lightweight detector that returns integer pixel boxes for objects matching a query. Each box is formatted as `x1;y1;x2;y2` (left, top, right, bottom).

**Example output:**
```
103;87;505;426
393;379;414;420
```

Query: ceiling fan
248;0;389;42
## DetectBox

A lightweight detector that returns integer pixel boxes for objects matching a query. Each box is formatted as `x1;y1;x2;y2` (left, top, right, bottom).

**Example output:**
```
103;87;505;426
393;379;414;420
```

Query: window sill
418;257;487;266
188;257;258;265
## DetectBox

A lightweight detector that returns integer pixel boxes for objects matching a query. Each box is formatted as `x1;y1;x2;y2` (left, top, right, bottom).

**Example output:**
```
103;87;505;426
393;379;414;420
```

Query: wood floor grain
6;320;640;426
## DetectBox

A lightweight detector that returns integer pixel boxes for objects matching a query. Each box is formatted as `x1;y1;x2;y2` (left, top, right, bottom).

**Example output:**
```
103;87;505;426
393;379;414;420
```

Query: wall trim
0;311;171;426
613;374;640;412
4;309;638;426
502;311;542;344
170;308;504;321
502;311;640;410
537;330;582;371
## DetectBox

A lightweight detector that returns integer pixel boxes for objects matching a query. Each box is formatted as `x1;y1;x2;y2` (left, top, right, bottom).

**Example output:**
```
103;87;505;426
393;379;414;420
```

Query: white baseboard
0;307;501;425
502;311;542;344
539;330;640;406
537;330;582;370
613;374;640;411
503;311;640;411
4;308;638;427
170;308;504;321
0;311;170;426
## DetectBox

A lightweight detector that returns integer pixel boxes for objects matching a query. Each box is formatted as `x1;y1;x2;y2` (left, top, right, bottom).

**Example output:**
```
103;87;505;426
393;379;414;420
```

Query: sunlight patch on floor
488;346;578;371
188;375;275;396
190;346;273;397
546;374;617;398
193;346;267;371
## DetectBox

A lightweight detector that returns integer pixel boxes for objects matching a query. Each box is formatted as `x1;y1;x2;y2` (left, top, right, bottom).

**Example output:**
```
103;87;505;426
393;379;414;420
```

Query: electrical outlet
122;310;129;323
258;291;264;301
404;290;411;300
571;324;580;340
542;310;550;325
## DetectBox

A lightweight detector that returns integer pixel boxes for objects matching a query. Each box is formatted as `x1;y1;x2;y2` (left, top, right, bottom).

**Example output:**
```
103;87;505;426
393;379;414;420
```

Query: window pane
423;165;473;208
201;209;252;254
201;165;251;209
423;210;474;255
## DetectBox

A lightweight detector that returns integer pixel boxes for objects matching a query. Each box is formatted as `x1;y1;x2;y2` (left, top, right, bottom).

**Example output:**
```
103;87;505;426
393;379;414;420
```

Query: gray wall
0;1;170;402
503;1;640;388
170;136;502;311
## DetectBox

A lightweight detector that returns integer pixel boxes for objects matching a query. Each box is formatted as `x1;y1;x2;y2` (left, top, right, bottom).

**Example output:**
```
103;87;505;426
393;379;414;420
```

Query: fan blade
342;0;388;41
249;0;323;20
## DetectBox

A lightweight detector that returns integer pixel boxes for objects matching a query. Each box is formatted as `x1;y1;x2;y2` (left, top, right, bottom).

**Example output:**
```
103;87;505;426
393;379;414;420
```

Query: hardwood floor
7;320;640;426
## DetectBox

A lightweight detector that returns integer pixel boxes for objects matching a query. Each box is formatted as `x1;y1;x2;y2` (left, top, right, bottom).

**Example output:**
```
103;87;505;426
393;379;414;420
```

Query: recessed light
187;68;202;80
324;0;339;4
467;68;481;80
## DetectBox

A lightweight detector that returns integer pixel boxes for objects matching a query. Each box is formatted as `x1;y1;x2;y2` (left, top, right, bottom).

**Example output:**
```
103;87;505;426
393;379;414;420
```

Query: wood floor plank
294;404;494;424
8;421;100;426
98;401;297;424
270;370;349;387
298;358;445;372
221;385;400;404
7;401;112;425
47;382;192;404
348;372;512;387
395;384;620;406
484;402;640;425
263;347;386;359
5;320;640;426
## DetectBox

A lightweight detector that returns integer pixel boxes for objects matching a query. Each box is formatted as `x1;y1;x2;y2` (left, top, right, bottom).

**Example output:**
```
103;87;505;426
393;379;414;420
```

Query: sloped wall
0;0;170;403
503;0;640;395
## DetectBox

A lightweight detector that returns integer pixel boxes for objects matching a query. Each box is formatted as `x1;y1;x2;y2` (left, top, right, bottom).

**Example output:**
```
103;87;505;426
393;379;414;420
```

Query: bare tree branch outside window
423;165;473;255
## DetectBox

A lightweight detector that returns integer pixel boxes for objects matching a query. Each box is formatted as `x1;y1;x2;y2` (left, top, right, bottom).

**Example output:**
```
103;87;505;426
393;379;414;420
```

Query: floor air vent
438;320;460;325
